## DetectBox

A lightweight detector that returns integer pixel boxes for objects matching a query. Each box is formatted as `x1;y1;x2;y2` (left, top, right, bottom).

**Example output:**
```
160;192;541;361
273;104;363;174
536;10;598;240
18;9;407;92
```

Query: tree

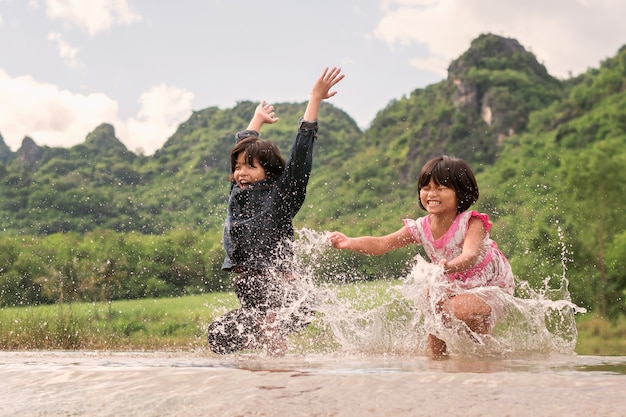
560;137;626;316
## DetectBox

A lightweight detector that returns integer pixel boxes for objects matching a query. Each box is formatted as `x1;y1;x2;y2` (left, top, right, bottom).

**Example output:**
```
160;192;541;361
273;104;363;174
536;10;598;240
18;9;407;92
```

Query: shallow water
3;230;612;416
1;350;625;417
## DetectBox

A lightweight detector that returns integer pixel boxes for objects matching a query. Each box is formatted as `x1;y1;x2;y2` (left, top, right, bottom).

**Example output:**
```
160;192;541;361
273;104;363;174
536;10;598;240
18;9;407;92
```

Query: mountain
0;133;15;164
0;33;608;236
302;33;566;233
0;34;624;314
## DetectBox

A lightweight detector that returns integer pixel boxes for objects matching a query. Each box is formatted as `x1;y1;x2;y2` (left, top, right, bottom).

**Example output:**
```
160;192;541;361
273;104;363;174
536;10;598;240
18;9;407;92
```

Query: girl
328;155;514;356
208;67;345;355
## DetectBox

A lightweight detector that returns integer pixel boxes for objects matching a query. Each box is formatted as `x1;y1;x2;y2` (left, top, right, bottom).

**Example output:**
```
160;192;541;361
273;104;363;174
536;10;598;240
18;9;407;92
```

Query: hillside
0;34;624;316
0;34;563;236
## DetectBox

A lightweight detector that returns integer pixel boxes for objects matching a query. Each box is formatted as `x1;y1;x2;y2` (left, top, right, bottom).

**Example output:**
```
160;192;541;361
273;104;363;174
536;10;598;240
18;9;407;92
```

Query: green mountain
0;34;624;315
0;132;15;164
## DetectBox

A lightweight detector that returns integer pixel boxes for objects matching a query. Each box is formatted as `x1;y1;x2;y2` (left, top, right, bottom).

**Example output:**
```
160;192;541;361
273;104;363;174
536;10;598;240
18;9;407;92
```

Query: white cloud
47;32;84;69
0;68;118;149
374;0;626;78
409;56;449;77
44;0;142;36
117;84;194;155
0;70;192;155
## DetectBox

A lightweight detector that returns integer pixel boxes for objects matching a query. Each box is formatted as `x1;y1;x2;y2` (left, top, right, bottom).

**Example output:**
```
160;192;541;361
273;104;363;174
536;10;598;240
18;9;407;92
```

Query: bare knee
441;294;491;334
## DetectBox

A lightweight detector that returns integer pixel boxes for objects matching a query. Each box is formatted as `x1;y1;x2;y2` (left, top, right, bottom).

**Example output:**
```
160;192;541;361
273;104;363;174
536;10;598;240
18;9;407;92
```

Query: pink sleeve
469;211;492;233
402;218;421;243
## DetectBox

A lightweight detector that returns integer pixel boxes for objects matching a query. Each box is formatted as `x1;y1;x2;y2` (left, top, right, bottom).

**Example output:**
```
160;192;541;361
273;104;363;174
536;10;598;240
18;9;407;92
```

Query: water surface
1;350;625;417
3;231;615;416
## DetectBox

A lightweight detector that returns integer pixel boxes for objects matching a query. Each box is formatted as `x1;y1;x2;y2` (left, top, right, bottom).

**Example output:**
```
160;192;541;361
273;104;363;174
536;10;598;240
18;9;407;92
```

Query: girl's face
233;152;267;188
419;179;458;215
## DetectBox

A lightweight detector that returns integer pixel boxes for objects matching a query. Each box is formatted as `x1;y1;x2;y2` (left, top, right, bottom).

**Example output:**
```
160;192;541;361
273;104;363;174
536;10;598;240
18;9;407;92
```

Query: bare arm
246;100;279;131
328;226;413;256
303;67;345;122
439;217;486;273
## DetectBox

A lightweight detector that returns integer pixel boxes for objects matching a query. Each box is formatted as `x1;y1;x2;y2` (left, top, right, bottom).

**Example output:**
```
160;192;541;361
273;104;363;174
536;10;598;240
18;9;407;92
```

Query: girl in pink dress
329;155;515;357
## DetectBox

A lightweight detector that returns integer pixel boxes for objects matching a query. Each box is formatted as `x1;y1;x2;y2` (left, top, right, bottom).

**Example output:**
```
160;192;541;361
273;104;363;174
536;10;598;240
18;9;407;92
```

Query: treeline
0;228;415;308
0;229;227;307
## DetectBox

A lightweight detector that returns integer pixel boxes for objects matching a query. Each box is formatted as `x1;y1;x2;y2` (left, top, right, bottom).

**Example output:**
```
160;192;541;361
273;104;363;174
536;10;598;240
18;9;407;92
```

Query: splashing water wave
289;228;586;357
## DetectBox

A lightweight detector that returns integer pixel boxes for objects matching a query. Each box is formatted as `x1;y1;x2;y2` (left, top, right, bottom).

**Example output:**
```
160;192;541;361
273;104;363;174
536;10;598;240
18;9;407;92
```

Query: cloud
0;68;118;149
408;56;449;77
374;0;626;78
43;0;142;36
47;32;84;69
0;69;192;155
117;84;194;155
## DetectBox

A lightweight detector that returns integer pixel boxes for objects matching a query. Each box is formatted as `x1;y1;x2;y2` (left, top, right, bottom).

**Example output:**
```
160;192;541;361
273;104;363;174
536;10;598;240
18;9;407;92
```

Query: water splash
291;227;586;357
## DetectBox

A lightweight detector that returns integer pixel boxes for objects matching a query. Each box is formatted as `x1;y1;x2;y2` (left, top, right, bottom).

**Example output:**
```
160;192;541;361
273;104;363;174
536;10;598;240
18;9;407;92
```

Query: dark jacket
221;118;318;272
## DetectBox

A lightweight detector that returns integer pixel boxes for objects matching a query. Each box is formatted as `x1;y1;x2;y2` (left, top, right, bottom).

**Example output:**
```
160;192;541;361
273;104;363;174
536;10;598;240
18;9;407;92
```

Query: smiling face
416;156;479;213
229;137;286;186
233;152;267;188
419;179;458;215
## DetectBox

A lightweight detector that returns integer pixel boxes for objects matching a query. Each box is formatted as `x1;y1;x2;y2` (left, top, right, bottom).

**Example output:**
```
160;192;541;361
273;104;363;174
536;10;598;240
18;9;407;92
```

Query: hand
438;259;448;272
310;67;345;101
254;100;279;125
246;100;279;131
303;67;345;122
328;231;350;250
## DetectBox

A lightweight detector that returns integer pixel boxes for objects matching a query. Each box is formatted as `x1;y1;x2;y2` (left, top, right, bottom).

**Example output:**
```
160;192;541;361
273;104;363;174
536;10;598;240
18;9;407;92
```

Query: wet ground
1;351;625;416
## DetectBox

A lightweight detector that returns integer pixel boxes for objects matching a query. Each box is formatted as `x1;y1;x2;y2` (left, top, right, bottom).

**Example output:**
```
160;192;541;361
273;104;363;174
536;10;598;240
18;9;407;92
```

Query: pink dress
403;211;514;294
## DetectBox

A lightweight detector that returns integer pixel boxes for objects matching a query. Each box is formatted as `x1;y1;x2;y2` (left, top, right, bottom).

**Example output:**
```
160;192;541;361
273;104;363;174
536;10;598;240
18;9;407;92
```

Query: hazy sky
1;0;625;154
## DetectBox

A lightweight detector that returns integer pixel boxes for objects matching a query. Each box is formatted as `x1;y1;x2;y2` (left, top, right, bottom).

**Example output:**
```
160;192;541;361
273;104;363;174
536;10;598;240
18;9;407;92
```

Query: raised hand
247;100;279;130
310;67;345;101
303;67;345;122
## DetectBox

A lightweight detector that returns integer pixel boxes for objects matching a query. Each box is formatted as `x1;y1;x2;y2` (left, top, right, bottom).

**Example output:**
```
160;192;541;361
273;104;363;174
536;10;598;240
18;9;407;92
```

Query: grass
575;314;626;356
0;282;625;356
0;293;238;350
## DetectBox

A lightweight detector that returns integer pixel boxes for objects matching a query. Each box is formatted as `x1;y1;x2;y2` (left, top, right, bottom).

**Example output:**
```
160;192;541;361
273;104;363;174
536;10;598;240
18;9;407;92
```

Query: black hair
230;137;285;181
417;155;479;213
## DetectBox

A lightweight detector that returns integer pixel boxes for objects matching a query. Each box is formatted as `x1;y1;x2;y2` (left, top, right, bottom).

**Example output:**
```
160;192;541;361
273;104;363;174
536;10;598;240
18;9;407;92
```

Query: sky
1;0;625;155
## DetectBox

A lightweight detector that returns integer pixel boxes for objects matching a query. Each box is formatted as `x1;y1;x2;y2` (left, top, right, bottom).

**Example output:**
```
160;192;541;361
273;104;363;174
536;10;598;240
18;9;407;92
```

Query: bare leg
260;311;287;357
427;333;448;358
426;294;491;357
442;294;492;334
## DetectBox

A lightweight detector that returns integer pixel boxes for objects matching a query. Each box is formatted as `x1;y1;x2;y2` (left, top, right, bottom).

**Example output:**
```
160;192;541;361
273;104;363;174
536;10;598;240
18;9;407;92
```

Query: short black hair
417;155;479;213
230;137;285;180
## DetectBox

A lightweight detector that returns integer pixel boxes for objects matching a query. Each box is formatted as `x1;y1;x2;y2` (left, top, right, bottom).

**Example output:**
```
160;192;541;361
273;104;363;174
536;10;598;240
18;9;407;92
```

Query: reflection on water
5;350;626;376
575;362;626;375
233;352;626;375
3;350;626;374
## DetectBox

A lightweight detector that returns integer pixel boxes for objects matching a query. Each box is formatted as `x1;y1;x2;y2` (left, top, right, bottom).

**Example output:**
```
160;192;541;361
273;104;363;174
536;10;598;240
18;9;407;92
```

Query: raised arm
328;226;413;256
246;100;279;132
303;67;345;122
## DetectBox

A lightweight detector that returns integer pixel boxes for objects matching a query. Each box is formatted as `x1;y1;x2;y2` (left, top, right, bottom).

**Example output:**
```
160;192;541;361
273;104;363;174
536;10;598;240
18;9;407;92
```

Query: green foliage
575;314;626;355
0;294;237;349
0;229;226;307
476;45;626;316
0;34;625;319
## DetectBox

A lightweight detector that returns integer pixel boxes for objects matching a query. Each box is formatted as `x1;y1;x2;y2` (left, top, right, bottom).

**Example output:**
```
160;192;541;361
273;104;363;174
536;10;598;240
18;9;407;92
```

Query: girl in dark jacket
208;67;344;355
